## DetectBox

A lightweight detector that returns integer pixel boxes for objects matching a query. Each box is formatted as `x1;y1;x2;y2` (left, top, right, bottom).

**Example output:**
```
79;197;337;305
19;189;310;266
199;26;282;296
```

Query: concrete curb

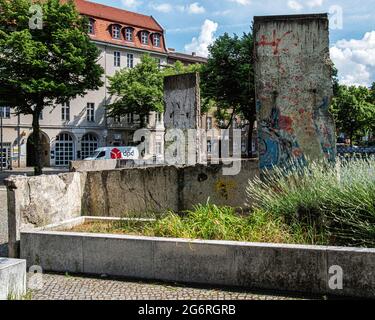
20;217;375;299
0;258;27;300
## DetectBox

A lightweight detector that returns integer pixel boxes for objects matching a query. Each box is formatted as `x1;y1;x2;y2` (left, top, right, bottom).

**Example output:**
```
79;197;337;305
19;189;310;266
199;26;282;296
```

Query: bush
246;158;375;247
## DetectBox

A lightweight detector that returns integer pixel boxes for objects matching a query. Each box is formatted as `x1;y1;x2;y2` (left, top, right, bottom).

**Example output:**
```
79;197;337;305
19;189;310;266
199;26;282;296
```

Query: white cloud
330;31;375;86
307;0;324;7
187;2;206;14
121;0;142;9
151;2;205;15
185;19;219;57
288;0;303;11
150;3;173;13
229;0;251;5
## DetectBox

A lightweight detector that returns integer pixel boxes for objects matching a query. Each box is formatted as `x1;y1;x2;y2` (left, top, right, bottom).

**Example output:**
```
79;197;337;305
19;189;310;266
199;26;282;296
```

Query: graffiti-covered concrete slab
164;73;202;165
254;14;336;170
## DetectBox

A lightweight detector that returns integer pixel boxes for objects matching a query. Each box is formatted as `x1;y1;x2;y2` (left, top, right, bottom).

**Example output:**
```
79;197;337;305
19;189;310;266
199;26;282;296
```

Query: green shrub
246;158;375;247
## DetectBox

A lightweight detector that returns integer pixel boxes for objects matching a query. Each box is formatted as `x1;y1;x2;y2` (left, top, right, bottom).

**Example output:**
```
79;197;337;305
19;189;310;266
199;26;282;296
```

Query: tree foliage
331;85;375;145
0;0;104;174
107;56;202;127
200;32;256;156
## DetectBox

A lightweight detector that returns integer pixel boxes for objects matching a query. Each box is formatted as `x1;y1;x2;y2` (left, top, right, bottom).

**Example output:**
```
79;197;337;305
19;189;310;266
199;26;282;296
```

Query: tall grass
246;158;375;247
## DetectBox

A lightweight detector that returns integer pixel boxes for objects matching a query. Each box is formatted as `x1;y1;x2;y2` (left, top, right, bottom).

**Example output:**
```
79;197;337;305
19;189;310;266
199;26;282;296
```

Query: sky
93;0;375;87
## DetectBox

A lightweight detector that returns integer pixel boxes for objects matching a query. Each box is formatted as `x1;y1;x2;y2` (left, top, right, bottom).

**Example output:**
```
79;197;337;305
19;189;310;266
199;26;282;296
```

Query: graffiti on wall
259;103;306;170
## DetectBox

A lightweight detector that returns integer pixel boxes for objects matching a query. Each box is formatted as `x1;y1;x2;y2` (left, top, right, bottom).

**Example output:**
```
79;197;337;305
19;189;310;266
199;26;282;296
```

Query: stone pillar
254;14;336;171
5;180;21;258
163;73;202;166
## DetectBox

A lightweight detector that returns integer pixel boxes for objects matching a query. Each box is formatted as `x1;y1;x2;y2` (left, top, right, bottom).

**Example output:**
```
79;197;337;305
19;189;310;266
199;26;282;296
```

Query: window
87;103;95;122
39;111;43;120
0;106;10;119
112;25;121;39
156;112;162;124
114;51;121;67
125;28;133;42
206;117;213;130
141;31;149;45
113;115;121;123
81;133;98;160
153;34;160;47
55;133;74;166
127;53;134;68
61;102;70;121
88;19;95;34
156;142;162;155
126;113;133;123
207;140;212;155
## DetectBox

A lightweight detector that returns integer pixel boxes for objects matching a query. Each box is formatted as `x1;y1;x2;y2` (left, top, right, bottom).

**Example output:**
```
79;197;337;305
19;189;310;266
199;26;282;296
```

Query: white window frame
126;113;134;124
125;28;133;42
112;25;121;39
127;53;134;68
81;133;99;160
114;51;121;67
156;141;162;155
87;103;95;122
61;102;70;121
206;117;213;130
207;139;212;155
88;19;95;34
141;31;149;45
0;106;10;119
153;34;160;47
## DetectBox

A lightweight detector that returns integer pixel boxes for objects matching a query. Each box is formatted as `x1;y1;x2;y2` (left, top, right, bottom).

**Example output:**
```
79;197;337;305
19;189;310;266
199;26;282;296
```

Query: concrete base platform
0;258;27;300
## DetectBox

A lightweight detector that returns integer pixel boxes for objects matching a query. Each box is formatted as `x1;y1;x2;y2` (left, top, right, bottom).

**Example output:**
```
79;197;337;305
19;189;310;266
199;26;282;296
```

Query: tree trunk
32;108;43;176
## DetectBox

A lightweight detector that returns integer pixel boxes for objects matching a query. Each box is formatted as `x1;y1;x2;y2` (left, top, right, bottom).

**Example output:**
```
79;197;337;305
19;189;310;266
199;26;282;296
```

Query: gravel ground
28;273;316;301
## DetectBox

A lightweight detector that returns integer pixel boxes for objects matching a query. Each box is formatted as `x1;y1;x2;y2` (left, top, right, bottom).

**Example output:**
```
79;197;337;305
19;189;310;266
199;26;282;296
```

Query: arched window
81;133;99;160
111;24;121;39
140;31;149;45
152;33;161;47
88;18;95;35
124;27;134;42
55;133;74;166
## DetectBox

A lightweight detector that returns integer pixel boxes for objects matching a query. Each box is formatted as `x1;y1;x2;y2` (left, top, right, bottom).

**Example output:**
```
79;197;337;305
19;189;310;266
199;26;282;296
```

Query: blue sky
93;0;375;86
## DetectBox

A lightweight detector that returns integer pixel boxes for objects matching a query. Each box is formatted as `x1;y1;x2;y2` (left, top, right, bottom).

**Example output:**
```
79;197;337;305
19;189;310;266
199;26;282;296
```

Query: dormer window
141;31;149;45
153;34;161;47
112;25;121;39
125;28;134;42
88;18;95;34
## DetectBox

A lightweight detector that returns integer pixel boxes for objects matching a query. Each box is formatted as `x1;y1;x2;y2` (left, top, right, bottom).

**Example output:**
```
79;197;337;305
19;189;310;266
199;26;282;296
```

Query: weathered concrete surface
70;159;117;172
20;222;375;298
254;14;336;170
7;161;259;256
164;73;202;165
0;188;8;257
0;258;26;300
83;160;258;216
5;172;87;257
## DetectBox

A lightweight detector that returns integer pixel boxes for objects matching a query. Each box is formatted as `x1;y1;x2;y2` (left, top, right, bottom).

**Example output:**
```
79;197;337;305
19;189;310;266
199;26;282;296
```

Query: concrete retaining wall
5;172;87;258
70;159;117;172
0;258;26;300
20;218;375;298
6;161;259;257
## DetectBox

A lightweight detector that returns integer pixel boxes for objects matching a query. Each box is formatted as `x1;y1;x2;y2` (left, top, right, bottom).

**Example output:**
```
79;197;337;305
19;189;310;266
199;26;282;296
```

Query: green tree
108;55;164;128
200;32;256;157
108;56;202;127
0;0;104;175
331;85;374;145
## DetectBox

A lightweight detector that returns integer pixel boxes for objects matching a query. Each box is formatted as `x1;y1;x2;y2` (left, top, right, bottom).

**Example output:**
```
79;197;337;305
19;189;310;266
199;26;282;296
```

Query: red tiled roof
74;0;163;32
70;0;167;54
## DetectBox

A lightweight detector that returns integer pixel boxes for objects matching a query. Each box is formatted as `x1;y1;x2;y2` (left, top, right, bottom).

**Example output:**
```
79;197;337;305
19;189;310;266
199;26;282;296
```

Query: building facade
0;0;169;169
